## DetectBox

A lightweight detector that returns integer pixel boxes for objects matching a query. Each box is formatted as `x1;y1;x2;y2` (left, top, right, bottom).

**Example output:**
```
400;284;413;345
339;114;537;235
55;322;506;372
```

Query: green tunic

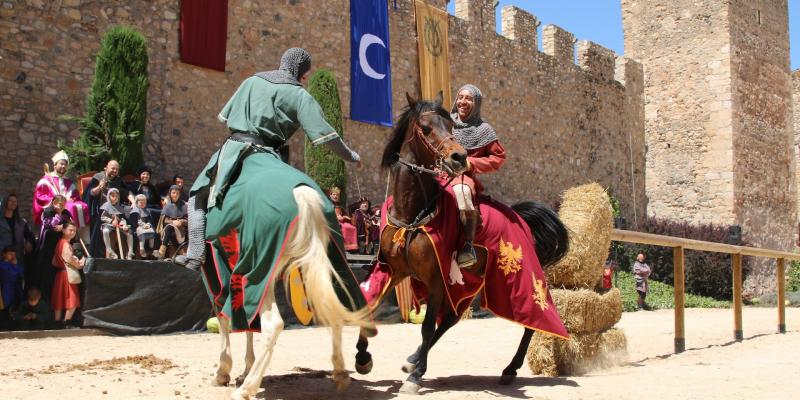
193;77;366;331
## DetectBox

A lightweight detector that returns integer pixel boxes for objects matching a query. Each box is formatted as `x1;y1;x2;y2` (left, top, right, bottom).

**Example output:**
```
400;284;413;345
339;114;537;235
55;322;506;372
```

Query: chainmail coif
255;47;312;86
450;84;498;150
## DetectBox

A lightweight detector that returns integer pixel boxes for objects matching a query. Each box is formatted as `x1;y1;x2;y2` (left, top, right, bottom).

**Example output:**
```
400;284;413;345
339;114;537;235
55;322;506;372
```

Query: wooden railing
611;229;798;353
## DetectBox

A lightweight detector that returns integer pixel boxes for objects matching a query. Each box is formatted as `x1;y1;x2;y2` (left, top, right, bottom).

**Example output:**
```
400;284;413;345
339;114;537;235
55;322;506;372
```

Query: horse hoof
401;362;417;374
229;389;250;400
355;359;373;375
333;372;351;392
499;374;516;385
213;373;230;387
234;374;246;386
399;380;421;395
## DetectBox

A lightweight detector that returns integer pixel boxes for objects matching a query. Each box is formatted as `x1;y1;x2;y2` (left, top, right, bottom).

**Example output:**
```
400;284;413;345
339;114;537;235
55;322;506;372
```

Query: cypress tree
60;25;149;174
305;70;348;204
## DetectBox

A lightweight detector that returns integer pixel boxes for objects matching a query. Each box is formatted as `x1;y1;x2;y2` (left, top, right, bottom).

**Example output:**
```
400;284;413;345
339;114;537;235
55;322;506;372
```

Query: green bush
60;26;149;174
304;69;347;203
614;271;730;312
609;217;751;301
788;261;800;292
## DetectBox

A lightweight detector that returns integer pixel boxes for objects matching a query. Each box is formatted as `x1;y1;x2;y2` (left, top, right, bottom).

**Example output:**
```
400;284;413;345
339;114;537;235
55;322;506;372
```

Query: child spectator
34;194;72;301
100;188;134;259
131;194;156;259
157;185;187;259
52;222;85;328
1;246;23;330
13;287;50;330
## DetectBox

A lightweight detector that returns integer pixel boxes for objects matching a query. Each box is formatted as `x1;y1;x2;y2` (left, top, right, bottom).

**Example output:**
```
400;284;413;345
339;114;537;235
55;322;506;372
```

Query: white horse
210;186;371;400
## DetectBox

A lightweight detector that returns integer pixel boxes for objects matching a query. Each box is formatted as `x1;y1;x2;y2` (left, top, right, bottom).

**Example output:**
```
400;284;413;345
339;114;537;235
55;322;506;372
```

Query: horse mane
381;100;452;168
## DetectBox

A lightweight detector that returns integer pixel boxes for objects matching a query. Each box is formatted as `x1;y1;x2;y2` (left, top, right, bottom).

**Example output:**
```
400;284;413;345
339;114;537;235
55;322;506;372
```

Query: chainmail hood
450;84;498;150
255;47;312;86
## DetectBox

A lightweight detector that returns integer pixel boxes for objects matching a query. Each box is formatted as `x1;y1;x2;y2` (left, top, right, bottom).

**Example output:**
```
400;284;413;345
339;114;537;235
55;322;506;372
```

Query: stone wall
1;0;646;226
794;70;800;243
623;0;796;294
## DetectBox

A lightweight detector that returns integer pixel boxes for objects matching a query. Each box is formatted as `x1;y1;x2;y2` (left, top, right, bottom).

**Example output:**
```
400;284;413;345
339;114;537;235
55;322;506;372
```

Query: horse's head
381;92;469;177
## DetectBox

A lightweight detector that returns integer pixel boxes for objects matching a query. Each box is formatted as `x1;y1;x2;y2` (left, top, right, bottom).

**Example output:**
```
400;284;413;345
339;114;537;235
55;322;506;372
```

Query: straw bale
548;183;613;288
551;288;622;333
527;328;628;376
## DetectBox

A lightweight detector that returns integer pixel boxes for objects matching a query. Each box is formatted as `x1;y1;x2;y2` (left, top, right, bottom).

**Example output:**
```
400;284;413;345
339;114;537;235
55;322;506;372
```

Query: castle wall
1;0;645;224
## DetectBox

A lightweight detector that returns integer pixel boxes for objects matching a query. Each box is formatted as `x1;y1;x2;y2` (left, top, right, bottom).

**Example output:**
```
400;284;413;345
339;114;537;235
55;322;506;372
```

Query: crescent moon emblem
359;34;386;80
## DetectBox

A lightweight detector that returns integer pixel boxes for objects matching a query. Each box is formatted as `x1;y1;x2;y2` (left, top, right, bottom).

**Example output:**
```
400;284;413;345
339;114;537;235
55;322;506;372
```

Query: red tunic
449;140;506;194
51;239;81;311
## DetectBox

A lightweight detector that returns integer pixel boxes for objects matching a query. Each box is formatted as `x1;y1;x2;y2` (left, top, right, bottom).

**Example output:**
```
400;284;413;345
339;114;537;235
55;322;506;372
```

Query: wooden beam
673;246;685;353
732;253;743;341
611;229;800;260
778;258;786;334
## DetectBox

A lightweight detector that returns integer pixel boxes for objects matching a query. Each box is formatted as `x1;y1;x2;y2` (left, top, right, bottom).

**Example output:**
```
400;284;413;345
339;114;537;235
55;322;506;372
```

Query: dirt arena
1;307;797;399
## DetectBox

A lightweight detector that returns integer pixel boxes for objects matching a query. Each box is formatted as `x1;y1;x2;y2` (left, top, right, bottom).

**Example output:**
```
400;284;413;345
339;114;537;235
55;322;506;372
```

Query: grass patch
613;271;731;312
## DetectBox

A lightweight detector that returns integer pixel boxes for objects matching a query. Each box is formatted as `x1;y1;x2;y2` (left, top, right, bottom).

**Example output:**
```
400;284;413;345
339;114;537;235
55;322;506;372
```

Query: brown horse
353;93;569;394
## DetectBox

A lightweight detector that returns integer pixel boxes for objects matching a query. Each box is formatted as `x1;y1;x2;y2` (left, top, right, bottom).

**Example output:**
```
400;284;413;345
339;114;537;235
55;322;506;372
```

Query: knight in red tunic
33;151;90;231
449;84;506;268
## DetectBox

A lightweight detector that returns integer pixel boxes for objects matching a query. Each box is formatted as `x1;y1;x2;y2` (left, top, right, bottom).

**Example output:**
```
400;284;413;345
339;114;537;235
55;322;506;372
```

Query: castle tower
622;0;796;292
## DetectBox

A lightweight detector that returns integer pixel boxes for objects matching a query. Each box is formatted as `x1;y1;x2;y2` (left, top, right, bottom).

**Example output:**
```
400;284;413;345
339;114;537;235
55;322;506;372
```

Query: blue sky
447;1;800;70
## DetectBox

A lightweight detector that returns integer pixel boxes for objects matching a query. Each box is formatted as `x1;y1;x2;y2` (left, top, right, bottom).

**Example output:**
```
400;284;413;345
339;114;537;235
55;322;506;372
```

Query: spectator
602;259;617;291
353;198;373;255
33;195;72;302
162;174;189;202
0;246;23;329
130;194;156;259
100;188;134;260
0;194;35;273
84;160;130;257
51;221;85;328
327;187;358;253
633;253;651;310
128;165;162;214
368;205;381;255
157;185;187;259
13;287;50;331
33;150;90;237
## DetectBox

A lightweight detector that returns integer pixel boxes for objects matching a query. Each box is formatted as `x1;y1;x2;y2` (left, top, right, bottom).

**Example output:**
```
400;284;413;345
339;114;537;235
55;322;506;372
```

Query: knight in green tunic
181;48;367;331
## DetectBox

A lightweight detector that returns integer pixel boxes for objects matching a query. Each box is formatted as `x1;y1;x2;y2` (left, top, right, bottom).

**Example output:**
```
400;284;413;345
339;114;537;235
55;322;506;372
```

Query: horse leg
213;317;233;386
400;289;445;395
355;329;373;375
499;328;534;385
231;300;284;400
330;324;351;391
234;332;255;386
401;308;460;373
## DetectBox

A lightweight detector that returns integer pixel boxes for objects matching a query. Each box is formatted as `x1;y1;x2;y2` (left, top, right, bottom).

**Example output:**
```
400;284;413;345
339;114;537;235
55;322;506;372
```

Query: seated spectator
130;194;156;259
157;185;187;259
0;246;23;330
161;174;189;202
85;160;130;257
33;195;72;302
128;165;162;213
13;287;50;331
51;222;85;328
100;188;134;260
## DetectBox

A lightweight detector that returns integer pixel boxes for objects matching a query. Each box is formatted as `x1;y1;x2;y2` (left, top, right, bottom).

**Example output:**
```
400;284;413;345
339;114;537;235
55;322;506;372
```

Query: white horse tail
283;185;371;329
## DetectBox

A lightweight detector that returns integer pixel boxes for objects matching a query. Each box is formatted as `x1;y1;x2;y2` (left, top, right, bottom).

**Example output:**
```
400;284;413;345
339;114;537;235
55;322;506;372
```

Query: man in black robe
83;160;130;257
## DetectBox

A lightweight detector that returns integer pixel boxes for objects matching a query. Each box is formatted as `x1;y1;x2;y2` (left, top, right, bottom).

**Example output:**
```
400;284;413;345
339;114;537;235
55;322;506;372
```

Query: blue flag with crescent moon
350;0;393;127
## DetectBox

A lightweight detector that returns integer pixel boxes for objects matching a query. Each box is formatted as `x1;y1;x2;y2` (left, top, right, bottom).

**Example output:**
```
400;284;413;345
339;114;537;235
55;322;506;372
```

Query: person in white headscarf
99;188;134;260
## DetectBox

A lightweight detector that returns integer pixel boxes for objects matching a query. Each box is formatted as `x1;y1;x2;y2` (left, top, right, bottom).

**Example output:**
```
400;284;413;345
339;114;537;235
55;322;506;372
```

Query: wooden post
732;253;743;341
673;246;685;353
777;258;786;334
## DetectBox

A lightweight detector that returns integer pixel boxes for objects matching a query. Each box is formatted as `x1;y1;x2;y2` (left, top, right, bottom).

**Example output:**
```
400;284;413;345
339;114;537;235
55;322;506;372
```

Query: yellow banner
415;0;451;106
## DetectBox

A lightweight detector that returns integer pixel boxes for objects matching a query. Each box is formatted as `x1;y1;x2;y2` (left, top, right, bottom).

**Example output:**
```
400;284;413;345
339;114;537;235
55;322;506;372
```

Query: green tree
304;69;348;203
60;25;149;174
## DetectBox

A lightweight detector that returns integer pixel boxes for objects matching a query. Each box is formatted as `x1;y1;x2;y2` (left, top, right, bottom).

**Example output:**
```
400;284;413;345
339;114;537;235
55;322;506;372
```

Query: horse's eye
421;125;432;136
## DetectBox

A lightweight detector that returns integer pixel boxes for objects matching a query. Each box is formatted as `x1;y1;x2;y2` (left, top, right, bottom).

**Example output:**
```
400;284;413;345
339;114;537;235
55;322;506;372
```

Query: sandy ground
1;307;798;400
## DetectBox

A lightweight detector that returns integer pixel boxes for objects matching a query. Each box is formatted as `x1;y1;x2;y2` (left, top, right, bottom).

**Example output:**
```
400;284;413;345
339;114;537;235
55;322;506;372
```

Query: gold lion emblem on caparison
497;238;523;276
423;16;443;57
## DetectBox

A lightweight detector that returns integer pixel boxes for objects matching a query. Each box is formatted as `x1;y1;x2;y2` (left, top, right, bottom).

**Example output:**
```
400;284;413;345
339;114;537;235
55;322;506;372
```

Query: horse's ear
405;92;417;108
434;90;444;106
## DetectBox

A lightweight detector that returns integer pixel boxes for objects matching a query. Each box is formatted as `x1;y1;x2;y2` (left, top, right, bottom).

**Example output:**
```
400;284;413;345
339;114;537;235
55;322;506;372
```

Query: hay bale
551;288;622;333
527;328;628;376
549;183;613;288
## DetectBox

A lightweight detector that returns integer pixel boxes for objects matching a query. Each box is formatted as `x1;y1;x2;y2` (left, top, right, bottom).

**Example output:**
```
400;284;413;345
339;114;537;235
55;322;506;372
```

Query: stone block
542;24;575;65
501;5;537;50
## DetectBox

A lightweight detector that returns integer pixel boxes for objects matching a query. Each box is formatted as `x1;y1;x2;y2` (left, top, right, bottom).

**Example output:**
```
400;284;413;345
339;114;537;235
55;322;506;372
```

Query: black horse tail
511;201;569;269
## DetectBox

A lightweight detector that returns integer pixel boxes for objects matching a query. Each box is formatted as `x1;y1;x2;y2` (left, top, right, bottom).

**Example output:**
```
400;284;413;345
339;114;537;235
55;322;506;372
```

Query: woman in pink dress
51;221;85;327
328;187;358;252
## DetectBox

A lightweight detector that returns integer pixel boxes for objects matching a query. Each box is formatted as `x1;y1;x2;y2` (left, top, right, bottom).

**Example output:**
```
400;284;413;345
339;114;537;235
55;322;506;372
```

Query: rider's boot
456;210;478;268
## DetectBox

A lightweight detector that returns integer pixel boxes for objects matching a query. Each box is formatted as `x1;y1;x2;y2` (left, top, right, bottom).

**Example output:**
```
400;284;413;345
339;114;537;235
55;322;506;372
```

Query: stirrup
456;243;477;268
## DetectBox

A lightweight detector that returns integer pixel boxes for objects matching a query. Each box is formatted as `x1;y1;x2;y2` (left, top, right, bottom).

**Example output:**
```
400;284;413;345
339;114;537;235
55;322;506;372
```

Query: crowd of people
0;151;190;331
327;187;381;255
